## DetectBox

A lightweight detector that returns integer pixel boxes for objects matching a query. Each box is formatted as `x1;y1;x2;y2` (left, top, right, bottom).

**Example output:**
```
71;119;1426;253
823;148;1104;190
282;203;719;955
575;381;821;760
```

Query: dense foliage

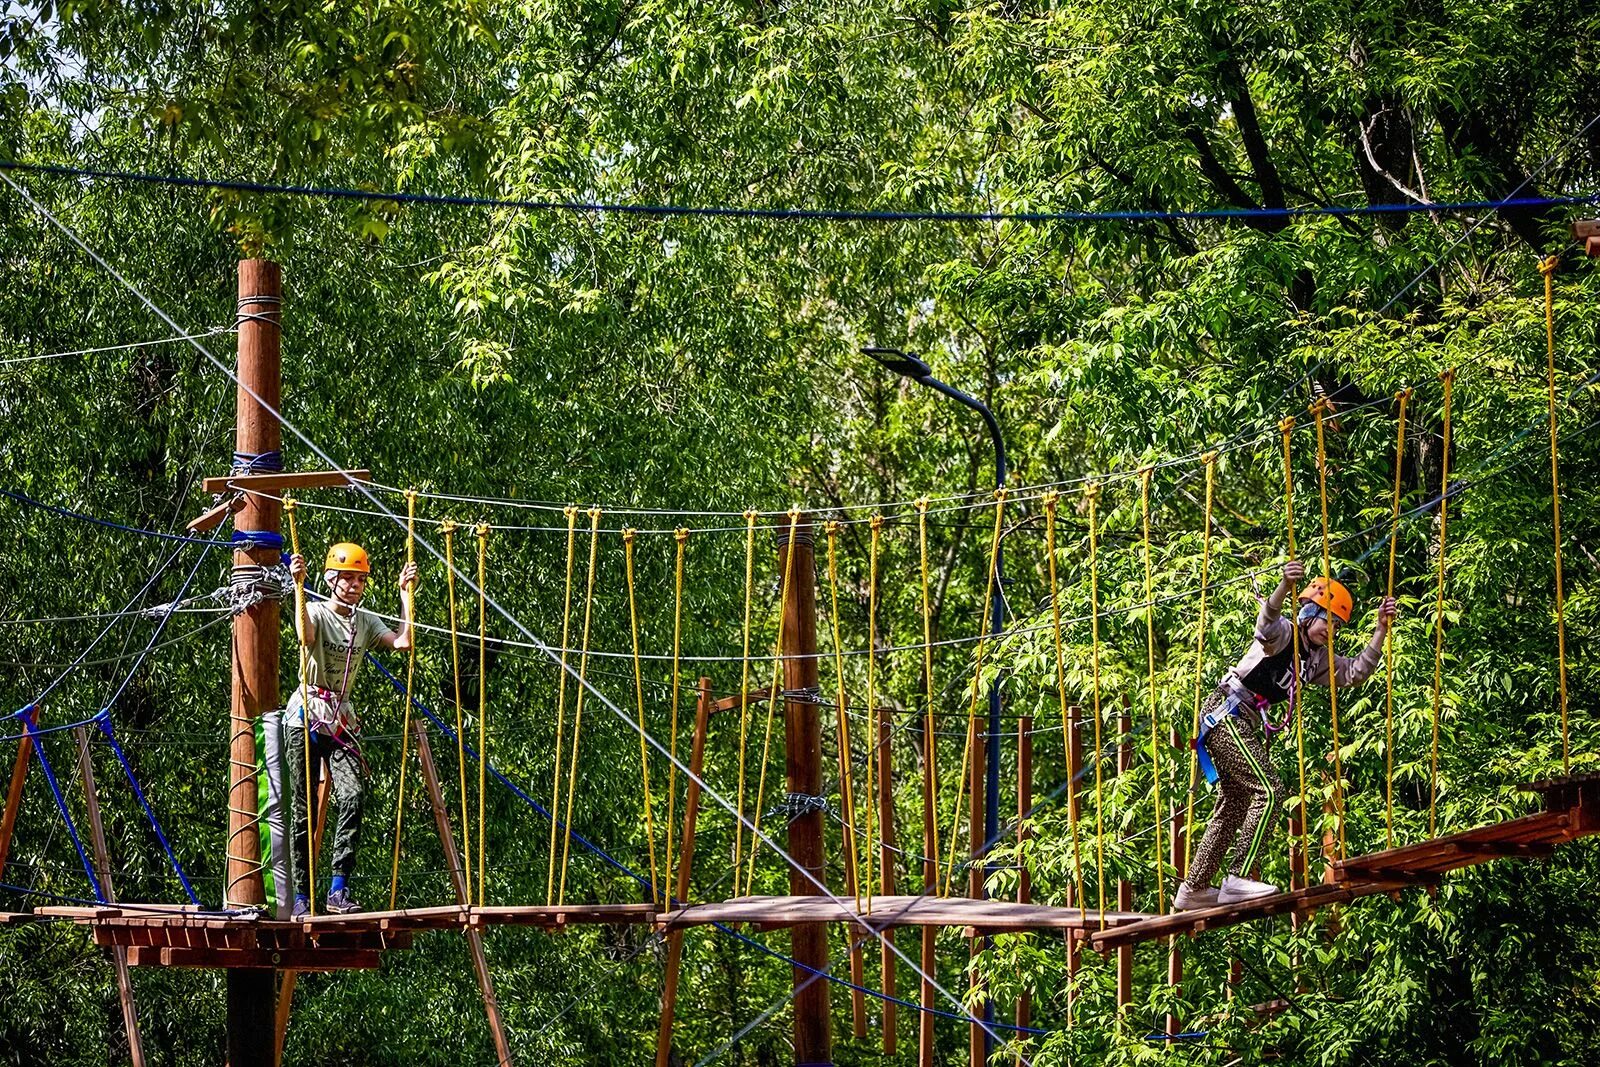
2;1;1599;1064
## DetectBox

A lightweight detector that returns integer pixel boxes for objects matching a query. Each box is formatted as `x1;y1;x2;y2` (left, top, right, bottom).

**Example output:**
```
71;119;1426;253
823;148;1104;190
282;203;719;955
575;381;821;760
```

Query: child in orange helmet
1172;561;1397;909
285;542;417;916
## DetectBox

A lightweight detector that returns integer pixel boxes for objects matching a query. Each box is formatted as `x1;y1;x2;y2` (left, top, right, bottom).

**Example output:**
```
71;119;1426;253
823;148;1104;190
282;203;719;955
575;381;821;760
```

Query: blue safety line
97;714;200;904
22;715;104;902
0;707;111;743
0;486;228;546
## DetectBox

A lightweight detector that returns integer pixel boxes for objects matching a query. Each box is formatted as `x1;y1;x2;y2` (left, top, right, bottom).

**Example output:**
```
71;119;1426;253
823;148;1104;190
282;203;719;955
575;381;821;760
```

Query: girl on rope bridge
1173;561;1397;910
286;542;416;916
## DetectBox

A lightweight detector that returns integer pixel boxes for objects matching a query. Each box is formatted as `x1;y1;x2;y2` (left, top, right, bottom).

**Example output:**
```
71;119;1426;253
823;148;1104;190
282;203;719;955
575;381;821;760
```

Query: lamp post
864;346;1006;1057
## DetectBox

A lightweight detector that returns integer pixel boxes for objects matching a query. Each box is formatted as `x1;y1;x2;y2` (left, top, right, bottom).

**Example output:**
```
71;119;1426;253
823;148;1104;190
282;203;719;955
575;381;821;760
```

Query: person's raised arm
1256;559;1305;647
377;561;419;651
288;554;315;647
1333;597;1398;686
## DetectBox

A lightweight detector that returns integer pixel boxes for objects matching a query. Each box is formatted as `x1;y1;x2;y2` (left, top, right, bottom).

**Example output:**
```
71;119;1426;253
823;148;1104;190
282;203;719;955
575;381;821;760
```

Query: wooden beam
0;706;35;883
186;494;245;534
415;721;514;1066
656;678;713;1067
712;686;775;715
75;726;146;1067
128;946;382;970
201;469;372;495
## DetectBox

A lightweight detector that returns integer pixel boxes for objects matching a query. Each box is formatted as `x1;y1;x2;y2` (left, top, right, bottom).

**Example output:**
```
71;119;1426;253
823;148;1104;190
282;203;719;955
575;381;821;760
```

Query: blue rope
0;486;228;546
97;714;200;904
231;450;283;474
23;715;104;902
231;529;285;551
0;707;110;743
3;160;1596;227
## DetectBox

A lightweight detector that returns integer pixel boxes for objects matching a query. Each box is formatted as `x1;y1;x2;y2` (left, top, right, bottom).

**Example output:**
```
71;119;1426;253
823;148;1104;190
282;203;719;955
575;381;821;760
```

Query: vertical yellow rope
442;521;470;902
623;529;663;906
1540;256;1571;773
864;514;883;913
1279;418;1309;878
1183;453;1218;877
1084;484;1107;929
1310;398;1346;859
943;489;1007;898
545;505;579;906
1139;469;1165;913
475;522;490;904
916;497;941;880
1043;492;1086;913
559;507;603;906
388;488;419;910
1384;391;1412;849
1429;372;1455;836
665;528;688;906
284;497;315;916
733;509;758;878
825;521;864;909
747;508;802;895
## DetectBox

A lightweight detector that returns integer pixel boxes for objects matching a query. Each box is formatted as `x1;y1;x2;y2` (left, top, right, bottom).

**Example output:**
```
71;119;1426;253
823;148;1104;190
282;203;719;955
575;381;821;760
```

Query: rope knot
1539;254;1560;277
743;508;759;523
563;503;578;521
1397;387;1414;402
1439;367;1456;385
282;495;296;514
622;527;637;545
404;488;419;506
585;506;601;522
1278;416;1296;433
1042;489;1059;511
1081;484;1100;505
824;519;841;536
476;522;490;539
1200;450;1219;465
675;527;690;543
993;487;1007;502
914;496;929;513
869;513;884;531
1308;397;1332;416
440;519;457;535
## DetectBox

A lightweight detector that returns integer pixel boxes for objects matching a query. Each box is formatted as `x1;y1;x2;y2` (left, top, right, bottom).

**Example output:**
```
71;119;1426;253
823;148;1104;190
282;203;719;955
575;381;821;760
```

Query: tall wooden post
656;678;712;1067
1115;705;1134;1009
777;520;832;1067
1166;724;1185;1039
877;706;898;1056
415;722;513;1065
75;727;145;1067
968;711;986;1067
0;705;35;882
1015;716;1032;1051
227;259;281;1066
1066;705;1083;1025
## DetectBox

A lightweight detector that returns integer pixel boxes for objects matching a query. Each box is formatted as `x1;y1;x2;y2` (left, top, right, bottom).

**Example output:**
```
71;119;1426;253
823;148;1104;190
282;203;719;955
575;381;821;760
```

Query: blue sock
330;875;346;893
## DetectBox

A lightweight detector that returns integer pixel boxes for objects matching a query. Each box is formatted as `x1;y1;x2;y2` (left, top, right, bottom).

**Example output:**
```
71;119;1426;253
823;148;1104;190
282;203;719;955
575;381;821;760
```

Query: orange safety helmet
324;542;371;574
1298;577;1352;623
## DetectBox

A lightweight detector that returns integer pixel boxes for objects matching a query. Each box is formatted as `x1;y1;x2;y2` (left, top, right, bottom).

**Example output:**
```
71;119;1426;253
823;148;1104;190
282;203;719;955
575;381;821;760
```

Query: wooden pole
656;678;713;1067
1116;704;1134;1010
1015;715;1032;1052
968;707;987;1067
273;777;330;1067
228;258;281;1067
415;721;512;1066
1066;705;1083;1025
1166;724;1185;1039
74;726;145;1067
877;706;898;1056
0;705;35;883
840;698;868;1040
778;518;832;1067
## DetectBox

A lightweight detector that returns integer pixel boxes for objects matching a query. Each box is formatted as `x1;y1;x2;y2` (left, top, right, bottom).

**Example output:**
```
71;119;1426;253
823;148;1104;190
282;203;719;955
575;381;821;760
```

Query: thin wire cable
0;325;234;367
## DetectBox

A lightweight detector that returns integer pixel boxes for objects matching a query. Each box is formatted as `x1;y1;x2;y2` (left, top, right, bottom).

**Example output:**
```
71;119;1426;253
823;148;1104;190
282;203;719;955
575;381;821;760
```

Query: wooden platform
660;894;1149;935
1091;772;1600;952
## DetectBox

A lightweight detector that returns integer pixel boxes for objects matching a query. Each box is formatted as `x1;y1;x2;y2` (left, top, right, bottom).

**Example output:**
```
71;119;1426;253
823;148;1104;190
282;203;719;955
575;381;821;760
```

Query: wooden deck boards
659;894;1150;933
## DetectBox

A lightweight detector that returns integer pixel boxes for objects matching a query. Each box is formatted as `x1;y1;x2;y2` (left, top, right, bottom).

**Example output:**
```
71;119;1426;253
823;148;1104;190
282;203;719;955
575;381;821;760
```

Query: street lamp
864;345;1006;1054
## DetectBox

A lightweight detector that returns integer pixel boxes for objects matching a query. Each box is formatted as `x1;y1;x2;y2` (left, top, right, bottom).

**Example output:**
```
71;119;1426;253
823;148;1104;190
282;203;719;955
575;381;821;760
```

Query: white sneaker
1172;882;1219;911
1217;874;1279;904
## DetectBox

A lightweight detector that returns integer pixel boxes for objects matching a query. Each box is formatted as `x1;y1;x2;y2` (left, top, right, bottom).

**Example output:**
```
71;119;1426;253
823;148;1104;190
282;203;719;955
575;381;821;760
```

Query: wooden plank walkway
659;894;1149;934
1091;772;1600;952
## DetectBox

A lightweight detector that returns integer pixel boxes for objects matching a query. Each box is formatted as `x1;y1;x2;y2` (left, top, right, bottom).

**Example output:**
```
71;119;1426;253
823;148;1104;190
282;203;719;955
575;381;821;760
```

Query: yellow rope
475;522;490;904
733;509;758;877
916;497;940;880
1279;418;1309;880
864;514;883;913
284;497;315;917
1383;391;1412;849
559;507;603;906
1042;492;1086;914
1310;398;1346;859
746;507;802;896
623;529;663;906
825;521;864;910
665;528;688;907
545;505;579;906
1429;372;1455;836
943;489;1006;898
441;521;471;902
1083;484;1107;928
388;489;419;910
1541;256;1571;773
1182;453;1218;877
1139;469;1165;913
